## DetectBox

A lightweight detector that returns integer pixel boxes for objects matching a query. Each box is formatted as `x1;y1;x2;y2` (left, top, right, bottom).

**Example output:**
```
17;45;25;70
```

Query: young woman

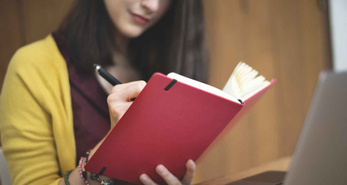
0;0;209;184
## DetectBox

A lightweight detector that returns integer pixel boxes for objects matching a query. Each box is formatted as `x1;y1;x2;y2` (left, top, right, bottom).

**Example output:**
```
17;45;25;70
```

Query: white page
167;72;240;103
167;62;271;103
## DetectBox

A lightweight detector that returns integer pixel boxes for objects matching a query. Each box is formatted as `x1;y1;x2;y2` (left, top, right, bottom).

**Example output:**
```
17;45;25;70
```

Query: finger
111;80;146;94
156;164;181;185
181;160;196;185
109;102;132;121
111;81;143;93
107;95;132;109
139;174;158;185
112;81;146;102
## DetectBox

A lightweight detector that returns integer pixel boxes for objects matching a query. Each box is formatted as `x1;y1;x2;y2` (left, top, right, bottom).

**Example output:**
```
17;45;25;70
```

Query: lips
130;13;149;25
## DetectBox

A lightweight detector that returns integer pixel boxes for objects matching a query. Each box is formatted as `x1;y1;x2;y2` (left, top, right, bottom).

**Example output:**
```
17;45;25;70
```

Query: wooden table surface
196;156;292;185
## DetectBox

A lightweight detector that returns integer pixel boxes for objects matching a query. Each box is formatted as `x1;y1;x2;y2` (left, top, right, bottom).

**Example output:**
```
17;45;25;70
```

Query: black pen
94;64;137;101
94;64;122;86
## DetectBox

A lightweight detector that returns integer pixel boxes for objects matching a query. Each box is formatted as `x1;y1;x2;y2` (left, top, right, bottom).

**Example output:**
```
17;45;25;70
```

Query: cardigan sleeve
0;46;66;185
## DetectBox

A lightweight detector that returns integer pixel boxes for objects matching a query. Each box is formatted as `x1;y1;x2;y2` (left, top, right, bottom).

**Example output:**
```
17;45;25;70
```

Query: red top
52;32;110;163
52;32;141;184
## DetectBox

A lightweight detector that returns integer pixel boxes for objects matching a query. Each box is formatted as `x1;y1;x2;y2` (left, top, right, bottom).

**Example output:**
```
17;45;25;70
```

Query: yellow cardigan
0;35;76;184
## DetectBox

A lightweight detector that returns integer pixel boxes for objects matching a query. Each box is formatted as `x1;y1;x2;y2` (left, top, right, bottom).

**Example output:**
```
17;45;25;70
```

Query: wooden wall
0;0;328;184
0;0;73;89
195;0;327;183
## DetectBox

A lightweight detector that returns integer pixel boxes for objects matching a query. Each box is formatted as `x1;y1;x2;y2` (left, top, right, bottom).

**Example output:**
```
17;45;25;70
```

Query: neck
114;29;129;54
109;29;131;67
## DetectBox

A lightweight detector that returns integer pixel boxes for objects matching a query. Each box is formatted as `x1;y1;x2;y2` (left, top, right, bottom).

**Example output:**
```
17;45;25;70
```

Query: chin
119;25;145;38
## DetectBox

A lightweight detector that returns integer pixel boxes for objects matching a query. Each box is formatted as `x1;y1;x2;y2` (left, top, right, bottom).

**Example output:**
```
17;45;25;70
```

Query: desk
196;156;292;185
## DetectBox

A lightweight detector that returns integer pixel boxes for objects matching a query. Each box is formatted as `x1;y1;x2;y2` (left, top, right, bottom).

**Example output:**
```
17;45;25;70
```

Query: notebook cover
85;73;244;184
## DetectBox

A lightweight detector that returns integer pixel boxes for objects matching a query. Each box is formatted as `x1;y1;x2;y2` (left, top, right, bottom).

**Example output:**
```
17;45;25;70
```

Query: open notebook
85;62;276;184
168;62;271;104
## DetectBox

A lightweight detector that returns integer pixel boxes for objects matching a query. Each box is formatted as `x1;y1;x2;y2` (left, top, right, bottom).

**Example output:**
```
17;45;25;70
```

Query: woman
0;0;209;184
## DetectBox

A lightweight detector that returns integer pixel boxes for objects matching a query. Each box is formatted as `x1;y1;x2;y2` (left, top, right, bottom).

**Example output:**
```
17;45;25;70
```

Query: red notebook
85;62;276;184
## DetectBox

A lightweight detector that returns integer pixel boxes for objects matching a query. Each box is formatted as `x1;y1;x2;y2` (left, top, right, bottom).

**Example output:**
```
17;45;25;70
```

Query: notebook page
167;72;240;104
223;62;270;102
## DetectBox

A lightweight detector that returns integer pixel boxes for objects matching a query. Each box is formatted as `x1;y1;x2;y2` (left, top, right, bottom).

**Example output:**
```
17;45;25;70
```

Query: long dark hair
59;0;209;82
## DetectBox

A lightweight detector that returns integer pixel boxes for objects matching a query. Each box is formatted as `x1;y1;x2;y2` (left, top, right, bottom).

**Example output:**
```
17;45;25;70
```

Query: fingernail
157;165;165;172
188;159;194;167
140;174;149;181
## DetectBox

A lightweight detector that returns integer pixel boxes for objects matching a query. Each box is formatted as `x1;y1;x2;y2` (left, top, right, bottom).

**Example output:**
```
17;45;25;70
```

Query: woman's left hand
139;159;196;185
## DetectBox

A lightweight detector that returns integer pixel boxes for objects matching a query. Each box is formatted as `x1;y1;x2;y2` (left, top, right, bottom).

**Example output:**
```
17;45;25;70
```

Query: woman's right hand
80;81;147;185
107;80;147;130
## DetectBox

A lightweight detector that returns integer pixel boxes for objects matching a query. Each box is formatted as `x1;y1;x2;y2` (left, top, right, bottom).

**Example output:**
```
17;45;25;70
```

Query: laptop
227;71;347;185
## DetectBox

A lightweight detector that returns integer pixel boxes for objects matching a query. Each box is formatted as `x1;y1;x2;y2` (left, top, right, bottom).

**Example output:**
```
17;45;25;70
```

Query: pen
94;64;122;86
94;64;136;101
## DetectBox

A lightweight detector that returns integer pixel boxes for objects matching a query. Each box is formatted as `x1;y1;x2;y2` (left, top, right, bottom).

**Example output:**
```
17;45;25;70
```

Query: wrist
65;168;86;185
84;150;114;185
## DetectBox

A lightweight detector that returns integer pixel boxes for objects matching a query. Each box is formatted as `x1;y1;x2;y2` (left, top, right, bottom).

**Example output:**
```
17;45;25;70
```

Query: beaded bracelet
78;157;90;185
64;169;74;185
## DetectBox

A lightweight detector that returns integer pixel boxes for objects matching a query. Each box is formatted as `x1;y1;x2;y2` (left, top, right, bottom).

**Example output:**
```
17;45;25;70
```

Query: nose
141;0;160;13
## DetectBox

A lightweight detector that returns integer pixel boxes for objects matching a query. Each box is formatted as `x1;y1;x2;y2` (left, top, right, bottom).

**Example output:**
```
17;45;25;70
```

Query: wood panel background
196;0;327;183
0;0;328;184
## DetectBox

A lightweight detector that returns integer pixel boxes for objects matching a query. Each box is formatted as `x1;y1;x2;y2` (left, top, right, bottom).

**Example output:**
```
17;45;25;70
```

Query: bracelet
78;157;90;185
64;170;74;185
